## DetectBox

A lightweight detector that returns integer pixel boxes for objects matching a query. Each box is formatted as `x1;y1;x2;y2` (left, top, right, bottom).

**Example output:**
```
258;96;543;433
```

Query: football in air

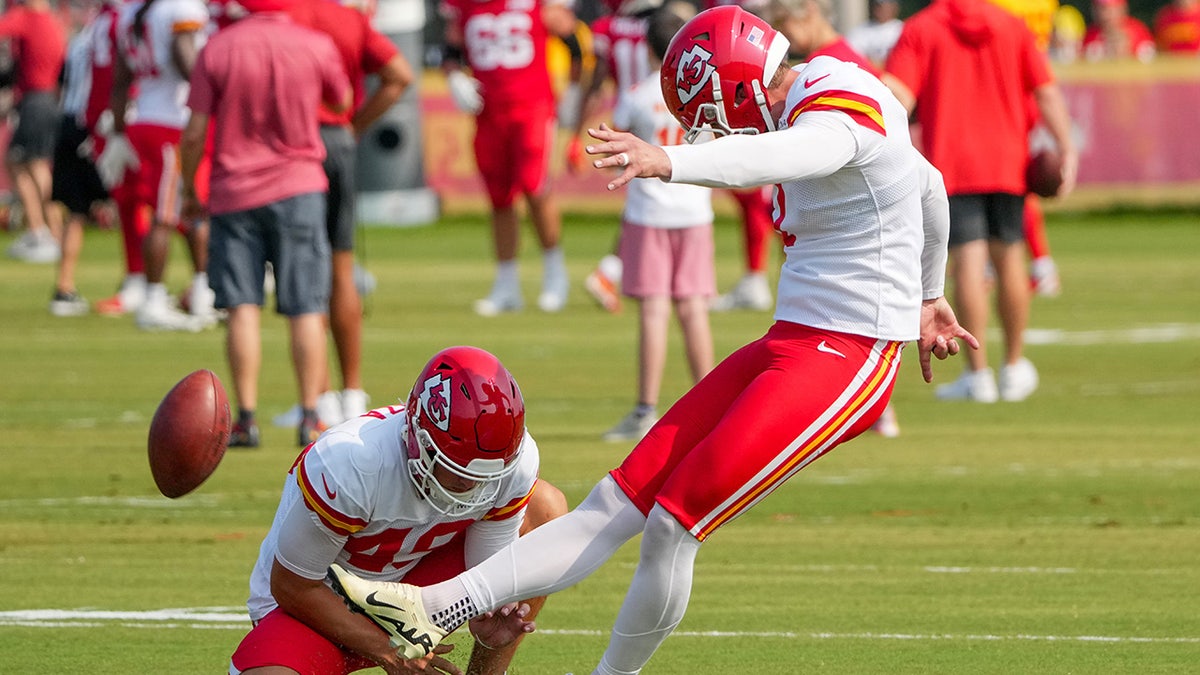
1026;149;1064;198
148;369;232;498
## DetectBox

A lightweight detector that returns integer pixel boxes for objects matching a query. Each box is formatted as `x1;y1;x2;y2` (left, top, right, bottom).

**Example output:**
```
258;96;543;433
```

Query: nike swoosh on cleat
365;592;436;653
816;340;847;358
804;73;830;88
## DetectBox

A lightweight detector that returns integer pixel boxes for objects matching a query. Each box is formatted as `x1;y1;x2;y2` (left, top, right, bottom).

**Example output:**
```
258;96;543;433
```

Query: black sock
238;409;256;428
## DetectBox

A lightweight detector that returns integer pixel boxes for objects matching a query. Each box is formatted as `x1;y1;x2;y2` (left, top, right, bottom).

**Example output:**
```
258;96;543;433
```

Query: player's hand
566;136;585;174
917;296;979;383
467;601;535;650
447;70;483;115
380;643;461;675
96;133;139;189
586;123;671;191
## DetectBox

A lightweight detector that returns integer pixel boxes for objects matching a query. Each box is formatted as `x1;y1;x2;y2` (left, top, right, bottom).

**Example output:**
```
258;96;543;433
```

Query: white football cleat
341;388;370;420
327;564;448;660
711;273;773;312
999;358;1038;402
136;302;207;333
935;368;999;403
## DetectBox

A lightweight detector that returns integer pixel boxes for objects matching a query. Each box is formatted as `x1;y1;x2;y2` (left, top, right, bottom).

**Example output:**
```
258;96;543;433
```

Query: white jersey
246;405;540;621
664;56;949;341
613;73;712;228
116;0;208;128
61;24;94;122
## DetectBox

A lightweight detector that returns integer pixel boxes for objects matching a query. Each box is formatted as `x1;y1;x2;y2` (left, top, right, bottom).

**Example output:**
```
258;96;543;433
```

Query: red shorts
229;533;468;674
125;123;211;226
618;221;715;299
610;322;902;541
472;102;555;209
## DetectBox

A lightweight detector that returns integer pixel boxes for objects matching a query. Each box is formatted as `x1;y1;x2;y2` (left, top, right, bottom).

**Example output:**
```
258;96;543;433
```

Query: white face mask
406;420;521;516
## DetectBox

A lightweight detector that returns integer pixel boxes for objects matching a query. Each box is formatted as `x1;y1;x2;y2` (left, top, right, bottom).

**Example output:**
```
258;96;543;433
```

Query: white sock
595;505;701;675
543;246;565;273
192;271;208;290
419;476;646;628
494;260;519;292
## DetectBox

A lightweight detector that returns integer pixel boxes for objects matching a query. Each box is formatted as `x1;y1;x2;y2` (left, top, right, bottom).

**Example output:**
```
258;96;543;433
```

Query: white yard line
0;608;1195;644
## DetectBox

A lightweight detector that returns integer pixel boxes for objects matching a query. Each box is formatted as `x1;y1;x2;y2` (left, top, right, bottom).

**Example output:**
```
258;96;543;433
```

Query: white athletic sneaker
327;563;448;659
711;273;773;312
935;368;999;403
869;403;901;438
49;290;89;317
317;390;346;427
7;229;60;263
603;408;658;442
584;268;621;313
136;302;207;332
474;285;523;317
188;281;218;320
999;358;1039;402
538;268;569;313
96;275;147;317
272;405;303;428
1031;257;1061;298
341;388;370;420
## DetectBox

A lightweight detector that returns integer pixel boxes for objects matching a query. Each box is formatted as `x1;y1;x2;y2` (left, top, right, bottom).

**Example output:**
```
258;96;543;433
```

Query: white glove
447;70;483;115
96;133;140;189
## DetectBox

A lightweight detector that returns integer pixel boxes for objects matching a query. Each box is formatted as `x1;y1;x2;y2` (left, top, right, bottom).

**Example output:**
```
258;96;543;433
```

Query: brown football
148;369;232;498
1026;150;1064;198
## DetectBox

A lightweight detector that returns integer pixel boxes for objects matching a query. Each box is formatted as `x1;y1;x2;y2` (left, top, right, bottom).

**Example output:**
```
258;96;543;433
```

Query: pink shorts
229;533;468;674
473;102;555;209
618;221;715;299
611;322;902;541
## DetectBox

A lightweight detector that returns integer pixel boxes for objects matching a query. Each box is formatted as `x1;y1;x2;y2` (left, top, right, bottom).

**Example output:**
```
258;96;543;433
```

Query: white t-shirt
664;56;949;341
245;405;540;622
845;18;904;66
116;0;209;128
613;73;712;229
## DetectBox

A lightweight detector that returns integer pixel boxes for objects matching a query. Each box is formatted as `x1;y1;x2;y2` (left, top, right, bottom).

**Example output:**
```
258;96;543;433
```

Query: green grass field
1;209;1198;673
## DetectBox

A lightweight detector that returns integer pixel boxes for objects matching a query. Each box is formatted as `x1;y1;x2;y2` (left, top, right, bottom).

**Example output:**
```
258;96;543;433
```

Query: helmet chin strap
684;75;766;144
753;79;776;134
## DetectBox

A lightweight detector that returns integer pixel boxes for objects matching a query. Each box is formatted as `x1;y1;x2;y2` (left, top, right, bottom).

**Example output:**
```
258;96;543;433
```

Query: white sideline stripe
0;609;1196;644
1022;323;1200;346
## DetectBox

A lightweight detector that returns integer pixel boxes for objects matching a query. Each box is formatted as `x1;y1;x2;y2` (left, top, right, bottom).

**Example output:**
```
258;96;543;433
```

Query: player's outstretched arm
586;123;672;190
917;297;979;383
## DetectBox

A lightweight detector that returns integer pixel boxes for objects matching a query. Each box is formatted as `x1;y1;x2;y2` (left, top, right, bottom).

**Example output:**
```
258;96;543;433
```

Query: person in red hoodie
1154;0;1200;54
886;0;1076;403
0;0;67;264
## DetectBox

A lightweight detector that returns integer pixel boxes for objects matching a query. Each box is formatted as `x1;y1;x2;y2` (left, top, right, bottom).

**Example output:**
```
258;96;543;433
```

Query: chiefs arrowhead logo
676;44;715;106
418;373;452;432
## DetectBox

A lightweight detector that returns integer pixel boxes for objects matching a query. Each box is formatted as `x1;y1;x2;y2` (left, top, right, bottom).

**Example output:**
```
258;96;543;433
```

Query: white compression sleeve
421;475;647;620
594;504;702;675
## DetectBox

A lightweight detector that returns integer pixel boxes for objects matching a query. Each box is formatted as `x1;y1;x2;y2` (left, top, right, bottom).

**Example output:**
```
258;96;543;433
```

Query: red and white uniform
84;2;123;133
441;0;566;206
613;56;949;539
246;405;541;622
116;0;209;220
591;13;650;105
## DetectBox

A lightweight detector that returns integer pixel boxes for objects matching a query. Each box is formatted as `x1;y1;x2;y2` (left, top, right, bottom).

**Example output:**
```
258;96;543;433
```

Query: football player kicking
325;6;977;674
228;346;567;675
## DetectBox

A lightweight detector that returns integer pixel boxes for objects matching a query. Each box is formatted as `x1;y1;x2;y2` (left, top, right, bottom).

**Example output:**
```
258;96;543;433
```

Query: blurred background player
282;0;415;427
887;0;1077;403
89;0;156;318
1082;0;1155;61
0;0;67;265
603;2;714;443
988;0;1066;297
101;0;216;331
1153;0;1200;54
439;0;577;316
229;346;568;675
48;6;113;316
577;0;658;314
846;0;904;69
180;0;351;448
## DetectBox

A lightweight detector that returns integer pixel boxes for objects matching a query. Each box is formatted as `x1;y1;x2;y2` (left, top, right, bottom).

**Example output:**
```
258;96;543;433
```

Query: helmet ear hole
734;82;748;107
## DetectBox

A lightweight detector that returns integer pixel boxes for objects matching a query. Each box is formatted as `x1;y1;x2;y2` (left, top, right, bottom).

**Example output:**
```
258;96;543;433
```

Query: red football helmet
661;5;791;143
405;346;526;515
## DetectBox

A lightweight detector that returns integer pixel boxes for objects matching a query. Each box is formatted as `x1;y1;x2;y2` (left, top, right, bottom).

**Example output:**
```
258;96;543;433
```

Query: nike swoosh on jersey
816;340;847;358
321;474;338;500
804;73;830;88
